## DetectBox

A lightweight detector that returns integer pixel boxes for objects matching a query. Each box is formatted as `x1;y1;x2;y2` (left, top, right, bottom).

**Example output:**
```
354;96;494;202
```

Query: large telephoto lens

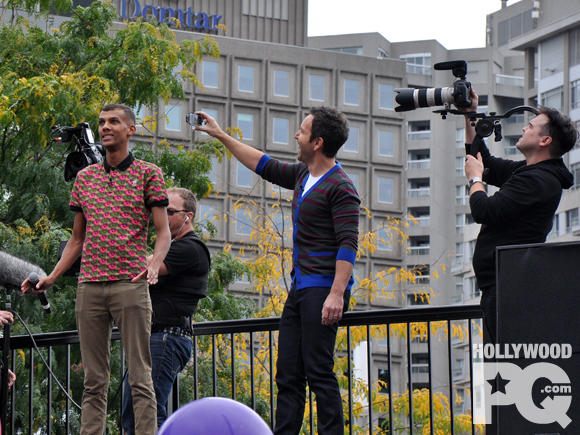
394;87;455;112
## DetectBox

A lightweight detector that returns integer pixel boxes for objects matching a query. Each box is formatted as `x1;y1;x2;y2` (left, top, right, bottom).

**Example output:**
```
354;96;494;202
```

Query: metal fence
7;304;483;435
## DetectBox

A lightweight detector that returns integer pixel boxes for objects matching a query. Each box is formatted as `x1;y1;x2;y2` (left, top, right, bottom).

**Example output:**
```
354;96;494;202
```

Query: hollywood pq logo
474;343;573;429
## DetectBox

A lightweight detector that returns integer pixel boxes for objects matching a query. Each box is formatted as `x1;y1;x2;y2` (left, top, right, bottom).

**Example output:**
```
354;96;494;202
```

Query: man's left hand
465;152;484;180
132;266;160;285
321;292;344;325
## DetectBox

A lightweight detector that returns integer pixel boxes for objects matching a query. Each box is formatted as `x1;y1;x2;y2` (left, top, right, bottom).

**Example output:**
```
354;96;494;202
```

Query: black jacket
470;142;574;288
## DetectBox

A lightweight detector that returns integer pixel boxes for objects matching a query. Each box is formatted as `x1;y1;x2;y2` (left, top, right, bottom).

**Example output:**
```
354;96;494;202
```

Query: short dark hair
309;106;350;158
101;104;136;126
167;187;197;219
537;106;579;157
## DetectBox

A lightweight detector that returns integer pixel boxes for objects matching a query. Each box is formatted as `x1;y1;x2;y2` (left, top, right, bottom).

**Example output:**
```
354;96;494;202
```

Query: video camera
394;60;472;112
52;123;106;181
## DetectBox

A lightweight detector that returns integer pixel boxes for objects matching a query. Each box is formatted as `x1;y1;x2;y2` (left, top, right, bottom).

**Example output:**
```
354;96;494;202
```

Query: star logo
488;372;510;395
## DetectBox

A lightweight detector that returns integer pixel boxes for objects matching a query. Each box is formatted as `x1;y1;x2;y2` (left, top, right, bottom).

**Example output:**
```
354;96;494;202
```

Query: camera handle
434;105;539;157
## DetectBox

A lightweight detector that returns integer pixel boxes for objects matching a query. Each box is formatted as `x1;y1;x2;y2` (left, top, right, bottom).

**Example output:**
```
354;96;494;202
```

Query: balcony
493;74;524;99
408;246;430;256
407;188;430;198
407;159;430;170
6;305;484;435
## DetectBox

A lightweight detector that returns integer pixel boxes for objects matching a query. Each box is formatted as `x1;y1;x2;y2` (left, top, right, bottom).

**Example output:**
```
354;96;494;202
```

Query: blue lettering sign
119;0;222;30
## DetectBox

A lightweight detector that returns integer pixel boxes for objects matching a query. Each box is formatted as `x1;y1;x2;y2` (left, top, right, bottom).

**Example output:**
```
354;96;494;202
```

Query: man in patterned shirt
197;107;360;435
22;104;171;435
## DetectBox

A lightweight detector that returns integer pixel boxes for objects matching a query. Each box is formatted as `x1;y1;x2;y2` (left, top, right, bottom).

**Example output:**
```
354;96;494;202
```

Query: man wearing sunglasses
121;187;210;433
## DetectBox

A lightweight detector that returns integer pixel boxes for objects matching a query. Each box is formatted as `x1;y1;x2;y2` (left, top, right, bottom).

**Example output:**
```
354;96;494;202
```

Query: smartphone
186;113;203;127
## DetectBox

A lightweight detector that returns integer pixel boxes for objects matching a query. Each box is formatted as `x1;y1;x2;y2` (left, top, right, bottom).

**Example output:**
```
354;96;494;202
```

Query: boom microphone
28;273;51;315
0;251;50;313
0;251;46;289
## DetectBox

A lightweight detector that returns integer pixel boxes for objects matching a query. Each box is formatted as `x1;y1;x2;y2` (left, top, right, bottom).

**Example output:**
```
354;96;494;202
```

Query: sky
308;0;521;50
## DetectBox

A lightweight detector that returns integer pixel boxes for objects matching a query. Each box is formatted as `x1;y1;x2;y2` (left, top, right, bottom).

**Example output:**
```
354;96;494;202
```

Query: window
541;86;564;111
455;243;464;262
411;354;429;373
378;131;394;157
378;177;393;204
407;178;430;198
455;275;464;292
327;46;362;55
504;137;519;155
454;388;465;413
571;163;580;190
344;79;359;106
237;113;253;140
456;213;474;234
208;157;217;184
202;61;218;88
571;79;580;110
198;204;216;225
453;360;465;380
235;207;253;236
242;0;289;20
273;117;289;144
408;120;430;141
237;162;253;187
566;208;579;232
376;227;393;251
409;236;429;256
343;127;359;153
274;70;289;97
456;185;469;205
570;27;580;67
407;150;429;169
378;368;389;394
455;157;465;177
165;104;181;131
238;66;254;93
379;84;394;110
400;53;431;75
200;108;218;136
309;75;325;101
134;106;145;126
456;128;465;148
408;207;430;227
467;277;480;299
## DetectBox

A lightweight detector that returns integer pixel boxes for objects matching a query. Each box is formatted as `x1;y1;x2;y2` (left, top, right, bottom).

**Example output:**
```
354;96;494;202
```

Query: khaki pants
76;280;157;435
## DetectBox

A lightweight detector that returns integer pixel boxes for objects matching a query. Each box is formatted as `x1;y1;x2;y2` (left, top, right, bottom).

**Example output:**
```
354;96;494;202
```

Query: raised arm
195;111;265;172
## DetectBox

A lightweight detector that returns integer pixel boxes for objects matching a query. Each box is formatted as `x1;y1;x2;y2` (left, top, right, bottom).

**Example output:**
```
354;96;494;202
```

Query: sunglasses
167;209;189;216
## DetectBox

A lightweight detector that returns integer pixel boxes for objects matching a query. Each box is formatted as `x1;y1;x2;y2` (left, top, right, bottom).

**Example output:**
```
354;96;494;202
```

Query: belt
158;326;192;338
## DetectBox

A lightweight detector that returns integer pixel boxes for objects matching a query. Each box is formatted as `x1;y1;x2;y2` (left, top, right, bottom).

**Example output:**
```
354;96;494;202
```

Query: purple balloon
158;397;273;435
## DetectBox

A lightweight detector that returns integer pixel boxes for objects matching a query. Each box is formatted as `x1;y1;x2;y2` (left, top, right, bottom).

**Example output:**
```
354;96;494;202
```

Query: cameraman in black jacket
462;88;577;344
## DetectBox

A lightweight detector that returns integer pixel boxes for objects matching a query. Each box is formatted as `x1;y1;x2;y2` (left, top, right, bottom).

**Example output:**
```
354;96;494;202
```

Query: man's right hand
455;87;479;114
195;111;226;140
21;275;55;295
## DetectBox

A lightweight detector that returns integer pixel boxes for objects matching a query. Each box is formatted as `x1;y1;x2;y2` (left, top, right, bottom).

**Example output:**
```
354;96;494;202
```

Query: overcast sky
308;0;521;50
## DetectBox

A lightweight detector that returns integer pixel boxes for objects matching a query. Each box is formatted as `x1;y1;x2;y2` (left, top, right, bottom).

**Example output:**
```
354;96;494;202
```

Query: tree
0;0;219;226
0;3;233;432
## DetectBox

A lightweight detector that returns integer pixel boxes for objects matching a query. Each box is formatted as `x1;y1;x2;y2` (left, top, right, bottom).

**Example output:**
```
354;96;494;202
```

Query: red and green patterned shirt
69;153;168;283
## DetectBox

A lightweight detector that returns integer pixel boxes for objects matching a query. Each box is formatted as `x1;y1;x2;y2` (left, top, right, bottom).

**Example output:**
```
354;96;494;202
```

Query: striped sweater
256;155;360;291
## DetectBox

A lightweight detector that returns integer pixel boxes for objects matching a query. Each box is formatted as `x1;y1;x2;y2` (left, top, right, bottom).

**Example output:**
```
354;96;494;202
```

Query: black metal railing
7;304;483;435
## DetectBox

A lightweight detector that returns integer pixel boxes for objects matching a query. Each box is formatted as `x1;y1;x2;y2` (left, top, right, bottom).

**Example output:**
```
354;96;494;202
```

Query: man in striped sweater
198;106;360;434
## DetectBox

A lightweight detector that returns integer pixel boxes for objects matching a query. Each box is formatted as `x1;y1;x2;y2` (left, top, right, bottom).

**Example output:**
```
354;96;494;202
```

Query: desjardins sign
119;0;223;30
